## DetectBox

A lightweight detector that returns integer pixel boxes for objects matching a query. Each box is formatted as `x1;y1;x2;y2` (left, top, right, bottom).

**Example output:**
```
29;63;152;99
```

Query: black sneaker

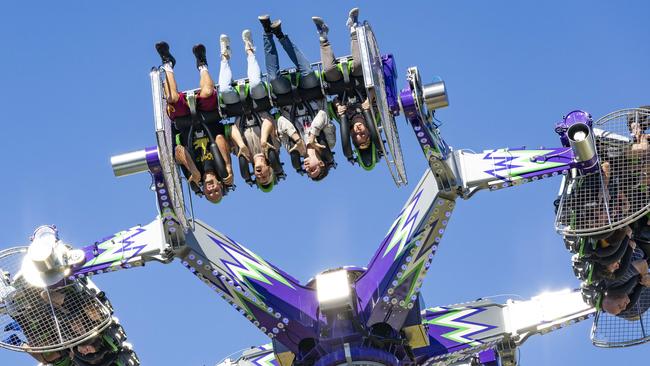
192;44;208;69
155;41;176;68
270;20;284;39
258;14;272;34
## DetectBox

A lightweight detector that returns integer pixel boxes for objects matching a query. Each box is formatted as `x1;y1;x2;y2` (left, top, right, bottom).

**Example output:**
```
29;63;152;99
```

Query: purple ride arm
355;67;578;331
179;220;319;355
400;72;575;196
355;170;456;330
218;290;594;366
68;217;320;355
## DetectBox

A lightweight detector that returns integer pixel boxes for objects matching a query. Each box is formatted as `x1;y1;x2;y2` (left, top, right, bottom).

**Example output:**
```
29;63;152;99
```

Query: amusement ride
0;11;649;366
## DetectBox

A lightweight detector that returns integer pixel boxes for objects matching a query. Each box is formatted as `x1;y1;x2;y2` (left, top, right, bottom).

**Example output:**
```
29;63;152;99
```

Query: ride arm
415;289;595;366
450;147;574;198
179;219;319;357
355;169;457;330
218;290;595;366
69;219;172;279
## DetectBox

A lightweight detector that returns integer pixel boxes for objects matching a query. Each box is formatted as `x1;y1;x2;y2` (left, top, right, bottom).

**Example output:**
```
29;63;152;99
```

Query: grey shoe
311;16;329;41
346;7;359;29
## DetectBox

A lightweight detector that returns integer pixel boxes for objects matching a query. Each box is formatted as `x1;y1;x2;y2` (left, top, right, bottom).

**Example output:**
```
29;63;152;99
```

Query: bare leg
198;68;215;98
163;70;180;104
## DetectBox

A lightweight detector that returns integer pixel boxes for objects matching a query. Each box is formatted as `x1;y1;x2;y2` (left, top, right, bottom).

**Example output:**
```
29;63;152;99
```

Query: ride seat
270;68;324;108
172;90;222;131
220;80;272;118
322;56;365;98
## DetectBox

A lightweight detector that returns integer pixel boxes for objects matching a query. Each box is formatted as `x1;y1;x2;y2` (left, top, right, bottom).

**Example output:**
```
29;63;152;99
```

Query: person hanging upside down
155;41;233;203
218;31;284;191
258;15;336;181
313;8;379;170
601;257;650;316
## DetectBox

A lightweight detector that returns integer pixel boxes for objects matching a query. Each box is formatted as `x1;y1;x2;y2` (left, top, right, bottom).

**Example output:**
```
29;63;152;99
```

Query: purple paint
145;146;161;173
381;54;400;116
478;349;497;364
356;190;423;313
400;88;416;118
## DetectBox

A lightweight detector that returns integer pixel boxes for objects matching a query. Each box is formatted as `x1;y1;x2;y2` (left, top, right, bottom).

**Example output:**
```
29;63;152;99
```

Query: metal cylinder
111;149;150;177
567;123;596;162
422;81;449;111
28;231;58;273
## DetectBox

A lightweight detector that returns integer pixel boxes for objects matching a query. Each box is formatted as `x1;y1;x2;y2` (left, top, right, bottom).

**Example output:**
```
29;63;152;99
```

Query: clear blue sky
1;1;649;365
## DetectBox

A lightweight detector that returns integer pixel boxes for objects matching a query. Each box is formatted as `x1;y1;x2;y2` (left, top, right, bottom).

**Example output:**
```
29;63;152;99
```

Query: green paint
424;309;482;346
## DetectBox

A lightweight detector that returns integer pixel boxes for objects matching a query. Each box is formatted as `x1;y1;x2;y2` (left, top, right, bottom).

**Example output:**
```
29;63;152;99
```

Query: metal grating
556;108;650;237
151;68;189;230
592;287;650;347
0;247;112;353
358;22;408;187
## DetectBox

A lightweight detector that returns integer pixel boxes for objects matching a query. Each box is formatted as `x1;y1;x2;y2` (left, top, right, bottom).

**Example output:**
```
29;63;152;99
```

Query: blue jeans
263;33;312;80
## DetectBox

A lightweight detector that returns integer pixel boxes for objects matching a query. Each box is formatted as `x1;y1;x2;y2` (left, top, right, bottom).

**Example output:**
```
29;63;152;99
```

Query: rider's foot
258;14;272;34
242;29;255;53
155;41;176;68
192;44;208;69
270;20;284;39
346;7;360;30
220;34;231;60
312;16;329;42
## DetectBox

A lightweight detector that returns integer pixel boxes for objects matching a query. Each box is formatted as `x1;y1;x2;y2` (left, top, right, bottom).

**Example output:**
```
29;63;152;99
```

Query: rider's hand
289;140;307;157
307;134;326;152
361;98;371;111
237;145;252;162
641;273;650;287
337;104;347;116
188;170;201;187
632;259;649;276
262;141;277;158
223;172;233;186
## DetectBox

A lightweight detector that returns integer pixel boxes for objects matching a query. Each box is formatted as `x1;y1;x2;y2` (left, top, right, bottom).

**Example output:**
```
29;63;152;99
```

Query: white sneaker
242;29;255;53
220;34;231;60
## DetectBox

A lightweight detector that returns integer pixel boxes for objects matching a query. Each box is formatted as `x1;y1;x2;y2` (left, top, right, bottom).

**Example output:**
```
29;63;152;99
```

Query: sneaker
270;20;284;39
220;34;231;60
192;44;208;69
346;7;359;29
258;14;272;34
155;41;176;68
311;16;329;40
242;29;255;52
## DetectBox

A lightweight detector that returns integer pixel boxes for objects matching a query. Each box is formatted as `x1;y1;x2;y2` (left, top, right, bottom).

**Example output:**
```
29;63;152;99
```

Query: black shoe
270;20;284;39
258;14;272;34
155;41;176;68
192;44;208;69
